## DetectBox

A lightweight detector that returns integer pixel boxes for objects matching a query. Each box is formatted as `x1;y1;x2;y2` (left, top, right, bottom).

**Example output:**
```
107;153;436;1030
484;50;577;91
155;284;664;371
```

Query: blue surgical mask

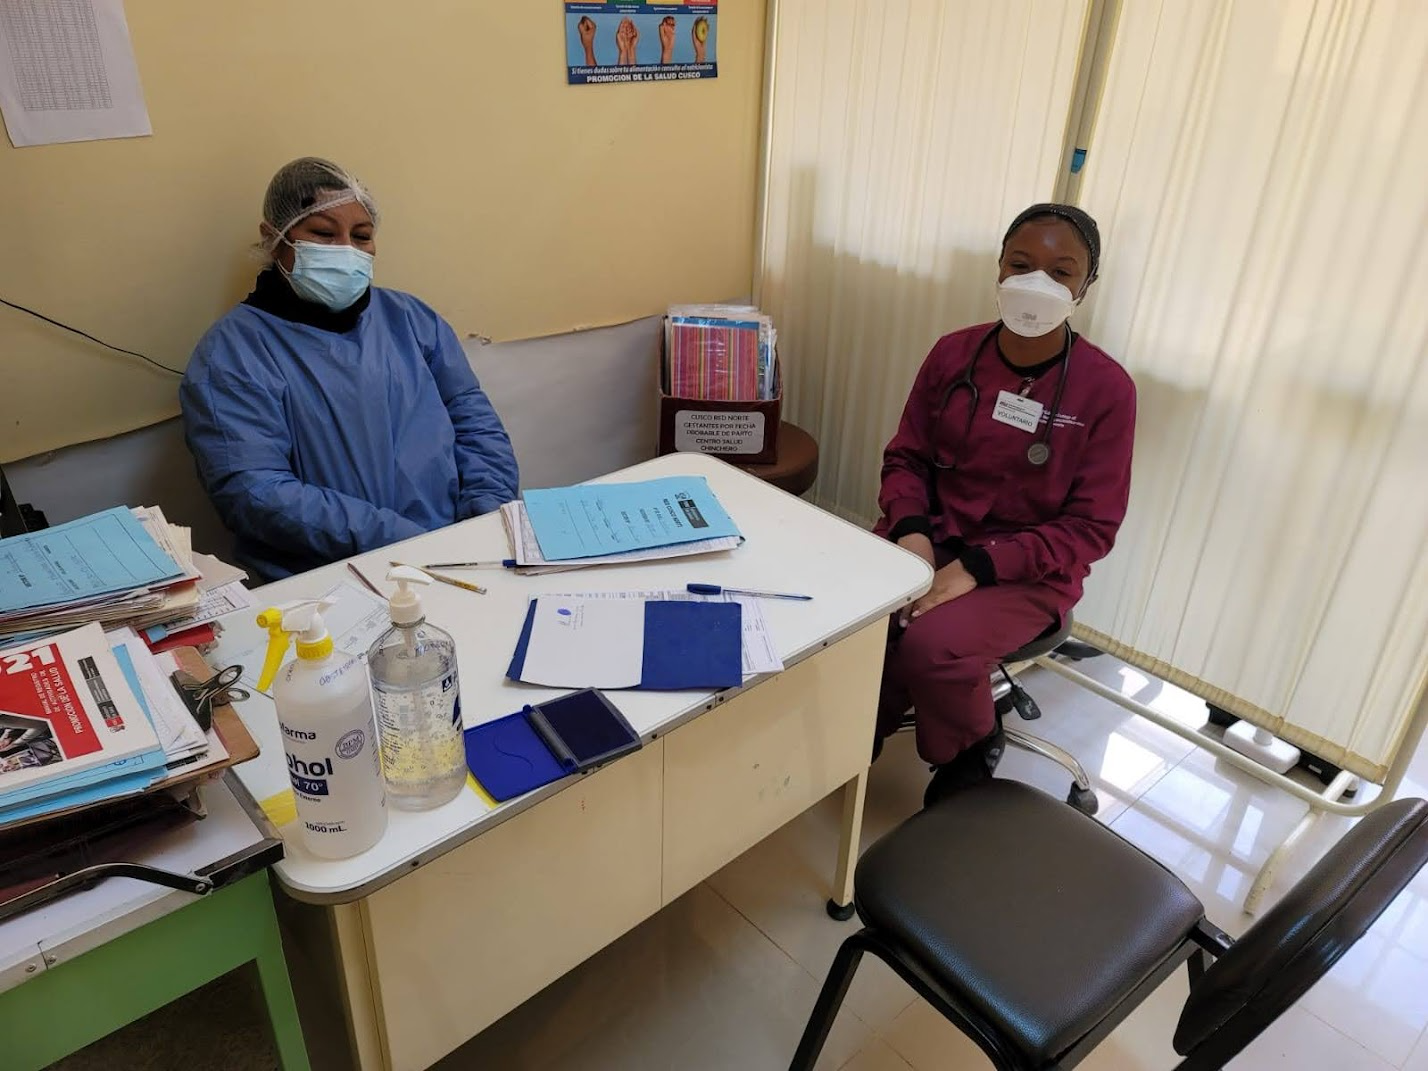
281;240;374;311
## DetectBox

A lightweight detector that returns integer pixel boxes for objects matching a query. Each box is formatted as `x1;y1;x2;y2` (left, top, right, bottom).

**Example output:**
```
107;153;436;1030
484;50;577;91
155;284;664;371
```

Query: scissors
931;325;1072;470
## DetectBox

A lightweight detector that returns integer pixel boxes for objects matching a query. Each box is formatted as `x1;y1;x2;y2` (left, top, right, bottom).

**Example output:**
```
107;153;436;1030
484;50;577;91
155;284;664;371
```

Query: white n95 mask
997;270;1076;337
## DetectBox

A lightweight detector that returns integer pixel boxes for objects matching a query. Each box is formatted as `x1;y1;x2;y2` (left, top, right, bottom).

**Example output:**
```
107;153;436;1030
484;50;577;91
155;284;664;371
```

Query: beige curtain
1073;0;1428;780
756;0;1089;523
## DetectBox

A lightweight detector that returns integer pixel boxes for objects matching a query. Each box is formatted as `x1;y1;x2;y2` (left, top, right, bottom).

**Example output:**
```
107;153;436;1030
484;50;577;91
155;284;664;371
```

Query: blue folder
505;598;743;691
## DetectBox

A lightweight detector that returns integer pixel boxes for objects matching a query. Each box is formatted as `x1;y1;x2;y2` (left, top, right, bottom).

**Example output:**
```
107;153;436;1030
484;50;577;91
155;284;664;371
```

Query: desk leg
330;901;390;1071
255;877;315;1071
826;769;868;920
1;872;311;1071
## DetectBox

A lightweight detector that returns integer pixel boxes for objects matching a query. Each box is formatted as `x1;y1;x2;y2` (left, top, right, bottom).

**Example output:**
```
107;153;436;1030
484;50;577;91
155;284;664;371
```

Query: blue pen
424;560;517;569
687;583;813;602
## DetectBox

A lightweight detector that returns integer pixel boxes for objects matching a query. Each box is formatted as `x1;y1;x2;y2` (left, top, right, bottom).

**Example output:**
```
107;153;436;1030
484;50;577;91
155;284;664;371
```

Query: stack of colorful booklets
664;304;777;401
0;506;258;827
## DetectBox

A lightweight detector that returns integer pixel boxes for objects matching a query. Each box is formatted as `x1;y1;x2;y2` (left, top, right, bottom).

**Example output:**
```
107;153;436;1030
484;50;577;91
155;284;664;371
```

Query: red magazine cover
0;624;159;794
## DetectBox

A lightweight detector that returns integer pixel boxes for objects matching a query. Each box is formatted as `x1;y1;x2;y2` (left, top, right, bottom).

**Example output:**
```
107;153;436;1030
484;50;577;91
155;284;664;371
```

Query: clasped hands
895;533;977;627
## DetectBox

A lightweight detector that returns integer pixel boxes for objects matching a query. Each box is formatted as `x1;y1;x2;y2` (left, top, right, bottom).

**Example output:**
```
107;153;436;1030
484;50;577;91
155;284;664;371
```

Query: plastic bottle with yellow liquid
366;566;467;810
256;598;388;858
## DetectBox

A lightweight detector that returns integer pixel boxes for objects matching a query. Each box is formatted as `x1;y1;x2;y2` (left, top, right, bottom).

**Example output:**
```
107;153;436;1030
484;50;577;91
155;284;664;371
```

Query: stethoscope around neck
931;323;1073;470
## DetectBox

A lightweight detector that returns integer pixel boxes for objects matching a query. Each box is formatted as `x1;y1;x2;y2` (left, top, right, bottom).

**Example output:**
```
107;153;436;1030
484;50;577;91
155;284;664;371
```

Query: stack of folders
0;623;235;827
502;475;744;575
665;304;778;401
0;506;251;652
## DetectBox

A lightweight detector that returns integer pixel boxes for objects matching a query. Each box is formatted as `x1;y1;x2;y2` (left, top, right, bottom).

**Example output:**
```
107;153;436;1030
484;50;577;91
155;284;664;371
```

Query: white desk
215;453;931;1071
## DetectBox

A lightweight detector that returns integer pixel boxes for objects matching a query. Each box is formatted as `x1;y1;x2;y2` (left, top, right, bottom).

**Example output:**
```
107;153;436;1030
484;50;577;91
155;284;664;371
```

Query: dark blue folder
506;598;743;691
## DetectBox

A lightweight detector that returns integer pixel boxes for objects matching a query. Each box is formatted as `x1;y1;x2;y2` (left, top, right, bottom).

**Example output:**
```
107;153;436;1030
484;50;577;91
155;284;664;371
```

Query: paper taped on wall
0;0;151;148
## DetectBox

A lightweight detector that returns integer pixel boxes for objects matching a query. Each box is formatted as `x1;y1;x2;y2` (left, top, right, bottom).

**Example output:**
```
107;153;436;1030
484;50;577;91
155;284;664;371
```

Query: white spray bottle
257;599;388;859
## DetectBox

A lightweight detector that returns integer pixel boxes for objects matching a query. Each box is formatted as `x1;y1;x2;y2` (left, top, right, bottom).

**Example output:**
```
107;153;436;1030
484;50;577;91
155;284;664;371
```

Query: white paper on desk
153;580;252;636
518;598;645;688
545;590;784;677
0;0;152;148
192;552;247;590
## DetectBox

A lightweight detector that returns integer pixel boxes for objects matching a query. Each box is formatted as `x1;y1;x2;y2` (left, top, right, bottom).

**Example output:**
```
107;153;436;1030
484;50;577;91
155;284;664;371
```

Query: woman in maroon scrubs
874;203;1137;805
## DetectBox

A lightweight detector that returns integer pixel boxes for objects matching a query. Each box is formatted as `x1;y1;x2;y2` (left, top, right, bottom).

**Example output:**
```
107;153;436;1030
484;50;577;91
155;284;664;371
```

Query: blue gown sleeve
421;310;519;520
180;365;426;564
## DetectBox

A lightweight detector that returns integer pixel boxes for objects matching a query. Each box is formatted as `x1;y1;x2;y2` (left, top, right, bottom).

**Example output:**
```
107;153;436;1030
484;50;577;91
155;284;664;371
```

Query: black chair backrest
1172;797;1428;1069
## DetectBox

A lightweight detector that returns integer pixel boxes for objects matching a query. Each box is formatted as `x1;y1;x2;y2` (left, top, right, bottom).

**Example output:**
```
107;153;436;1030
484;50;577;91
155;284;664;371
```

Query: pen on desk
686;583;813;602
423;560;517;569
347;563;385;599
390;561;487;595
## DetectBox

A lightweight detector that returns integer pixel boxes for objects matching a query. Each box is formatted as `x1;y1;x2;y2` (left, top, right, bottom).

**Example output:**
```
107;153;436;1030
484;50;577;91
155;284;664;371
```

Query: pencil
347;563;384;598
389;561;487;595
423;560;517;569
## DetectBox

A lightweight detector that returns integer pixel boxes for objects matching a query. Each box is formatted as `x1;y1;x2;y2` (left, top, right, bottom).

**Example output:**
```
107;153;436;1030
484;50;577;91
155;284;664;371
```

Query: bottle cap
386;565;431;626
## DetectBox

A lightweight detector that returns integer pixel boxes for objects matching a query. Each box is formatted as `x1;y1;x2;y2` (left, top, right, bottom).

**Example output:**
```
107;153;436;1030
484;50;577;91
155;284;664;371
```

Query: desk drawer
363;739;664;1071
660;621;884;904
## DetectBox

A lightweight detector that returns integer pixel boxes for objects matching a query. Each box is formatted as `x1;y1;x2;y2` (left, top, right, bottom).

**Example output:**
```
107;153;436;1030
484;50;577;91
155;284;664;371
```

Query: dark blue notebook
506;598;743;691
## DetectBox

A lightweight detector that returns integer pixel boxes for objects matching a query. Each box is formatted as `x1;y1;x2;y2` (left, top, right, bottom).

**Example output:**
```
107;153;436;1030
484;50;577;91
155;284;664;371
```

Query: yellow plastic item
256;606;291;693
255;599;336;691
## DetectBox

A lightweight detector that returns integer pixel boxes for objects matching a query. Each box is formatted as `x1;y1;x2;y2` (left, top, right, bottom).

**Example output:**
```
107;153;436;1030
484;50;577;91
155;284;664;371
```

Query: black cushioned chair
790;781;1428;1070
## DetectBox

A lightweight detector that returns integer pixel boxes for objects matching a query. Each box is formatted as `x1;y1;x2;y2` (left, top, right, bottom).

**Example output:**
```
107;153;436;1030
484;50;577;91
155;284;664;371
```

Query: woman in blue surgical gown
181;157;518;581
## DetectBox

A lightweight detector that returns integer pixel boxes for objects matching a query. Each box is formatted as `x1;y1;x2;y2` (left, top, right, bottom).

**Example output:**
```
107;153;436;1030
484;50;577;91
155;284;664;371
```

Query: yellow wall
0;1;766;461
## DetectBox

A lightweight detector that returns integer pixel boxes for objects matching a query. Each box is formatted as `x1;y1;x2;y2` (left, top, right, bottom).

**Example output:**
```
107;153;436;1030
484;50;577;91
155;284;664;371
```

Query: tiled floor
54;654;1428;1069
438;654;1428;1071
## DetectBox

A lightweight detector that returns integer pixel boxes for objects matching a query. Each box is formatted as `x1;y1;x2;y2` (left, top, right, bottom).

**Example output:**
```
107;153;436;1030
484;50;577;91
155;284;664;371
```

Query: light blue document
0;507;182;615
522;477;742;562
0;768;162;824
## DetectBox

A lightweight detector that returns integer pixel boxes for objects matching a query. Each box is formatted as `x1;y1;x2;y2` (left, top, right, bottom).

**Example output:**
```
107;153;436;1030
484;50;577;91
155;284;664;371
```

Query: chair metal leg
1003;725;1092;791
789;936;865;1071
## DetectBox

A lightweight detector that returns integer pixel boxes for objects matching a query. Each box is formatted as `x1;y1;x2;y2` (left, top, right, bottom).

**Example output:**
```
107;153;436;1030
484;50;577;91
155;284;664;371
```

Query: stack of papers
665;304;778;401
0;624;163;826
501;503;742;575
0;506;250;650
0;507;194;642
0;623;234;828
511;476;743;572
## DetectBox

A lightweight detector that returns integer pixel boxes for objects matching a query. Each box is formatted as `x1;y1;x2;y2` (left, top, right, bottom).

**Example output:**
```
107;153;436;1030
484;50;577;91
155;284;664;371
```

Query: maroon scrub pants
876;581;1063;765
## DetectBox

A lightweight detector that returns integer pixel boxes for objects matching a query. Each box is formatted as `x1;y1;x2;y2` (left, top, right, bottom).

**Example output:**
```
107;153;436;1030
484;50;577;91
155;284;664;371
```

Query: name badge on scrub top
991;390;1045;434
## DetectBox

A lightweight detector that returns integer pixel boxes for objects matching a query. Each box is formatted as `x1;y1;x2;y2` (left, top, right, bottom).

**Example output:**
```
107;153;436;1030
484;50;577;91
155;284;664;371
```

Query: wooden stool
734;421;819;496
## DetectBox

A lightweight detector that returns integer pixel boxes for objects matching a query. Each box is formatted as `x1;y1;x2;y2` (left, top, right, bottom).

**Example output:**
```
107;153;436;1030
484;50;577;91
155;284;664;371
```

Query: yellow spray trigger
256;605;293;692
254;598;336;691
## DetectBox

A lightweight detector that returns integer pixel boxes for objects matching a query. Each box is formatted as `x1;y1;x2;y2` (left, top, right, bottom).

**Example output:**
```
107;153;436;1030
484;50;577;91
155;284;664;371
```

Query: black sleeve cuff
888;515;933;542
959;546;997;587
